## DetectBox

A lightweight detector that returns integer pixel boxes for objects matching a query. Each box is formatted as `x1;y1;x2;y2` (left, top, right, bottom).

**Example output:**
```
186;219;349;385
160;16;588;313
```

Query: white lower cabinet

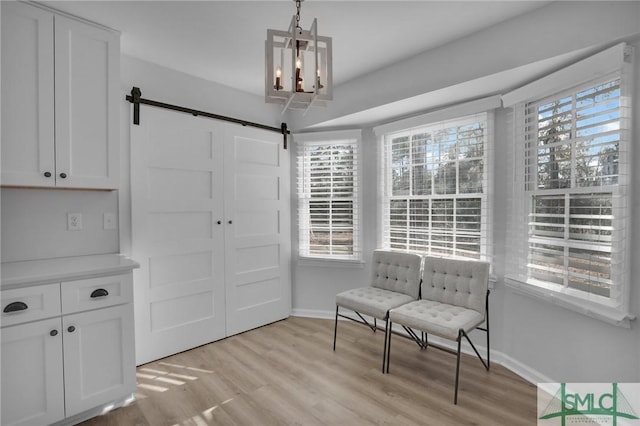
1;269;136;426
62;304;135;418
1;318;65;426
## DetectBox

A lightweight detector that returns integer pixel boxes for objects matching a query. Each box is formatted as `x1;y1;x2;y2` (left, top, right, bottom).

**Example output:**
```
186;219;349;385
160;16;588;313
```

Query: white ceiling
42;0;553;98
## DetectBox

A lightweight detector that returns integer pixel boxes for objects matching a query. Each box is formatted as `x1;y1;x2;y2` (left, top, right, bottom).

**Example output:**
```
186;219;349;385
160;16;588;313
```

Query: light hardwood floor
80;317;538;425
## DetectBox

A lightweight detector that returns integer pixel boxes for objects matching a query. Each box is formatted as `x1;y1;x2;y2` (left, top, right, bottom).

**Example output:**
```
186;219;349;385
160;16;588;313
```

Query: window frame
503;43;634;326
376;106;495;264
295;130;362;263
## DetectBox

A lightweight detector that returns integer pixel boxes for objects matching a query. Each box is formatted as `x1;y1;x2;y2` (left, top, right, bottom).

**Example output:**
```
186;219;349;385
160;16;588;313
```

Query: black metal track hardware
125;87;289;149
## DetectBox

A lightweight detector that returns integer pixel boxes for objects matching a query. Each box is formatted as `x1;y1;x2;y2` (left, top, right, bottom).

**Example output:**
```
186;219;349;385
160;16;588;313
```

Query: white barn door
223;124;291;336
131;107;290;364
131;106;226;365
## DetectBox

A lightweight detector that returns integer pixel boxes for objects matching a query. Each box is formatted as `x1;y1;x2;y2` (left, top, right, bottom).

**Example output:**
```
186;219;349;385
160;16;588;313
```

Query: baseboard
291;308;554;385
492;351;554;385
291;308;337;320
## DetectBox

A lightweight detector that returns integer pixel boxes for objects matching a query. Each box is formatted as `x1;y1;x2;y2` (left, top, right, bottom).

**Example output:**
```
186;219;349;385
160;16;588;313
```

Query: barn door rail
126;87;290;149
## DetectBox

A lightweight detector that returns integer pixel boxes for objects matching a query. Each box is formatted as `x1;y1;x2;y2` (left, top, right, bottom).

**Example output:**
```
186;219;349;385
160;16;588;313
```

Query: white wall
291;1;640;383
1;188;119;262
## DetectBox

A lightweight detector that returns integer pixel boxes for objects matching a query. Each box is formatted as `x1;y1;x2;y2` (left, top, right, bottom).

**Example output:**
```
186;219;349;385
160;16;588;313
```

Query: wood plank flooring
80;317;538;425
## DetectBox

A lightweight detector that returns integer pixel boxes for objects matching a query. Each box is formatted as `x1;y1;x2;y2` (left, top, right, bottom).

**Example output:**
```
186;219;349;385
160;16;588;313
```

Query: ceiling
42;0;553;98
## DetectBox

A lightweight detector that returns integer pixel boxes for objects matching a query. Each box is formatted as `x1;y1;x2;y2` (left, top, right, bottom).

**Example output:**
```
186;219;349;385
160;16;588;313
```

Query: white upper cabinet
1;2;55;187
54;15;120;189
1;2;120;189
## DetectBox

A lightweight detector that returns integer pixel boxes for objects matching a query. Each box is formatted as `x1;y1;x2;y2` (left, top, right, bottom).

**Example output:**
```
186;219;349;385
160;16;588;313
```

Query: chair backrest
371;250;422;299
421;256;490;315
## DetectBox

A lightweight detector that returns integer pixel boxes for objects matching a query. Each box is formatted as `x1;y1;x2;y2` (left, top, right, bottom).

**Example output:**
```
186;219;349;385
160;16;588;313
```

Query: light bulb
274;66;282;90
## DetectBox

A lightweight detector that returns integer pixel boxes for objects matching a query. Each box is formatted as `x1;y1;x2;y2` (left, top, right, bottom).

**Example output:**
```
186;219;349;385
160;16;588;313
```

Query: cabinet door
1;318;65;426
1;2;56;187
62;304;135;417
54;15;120;189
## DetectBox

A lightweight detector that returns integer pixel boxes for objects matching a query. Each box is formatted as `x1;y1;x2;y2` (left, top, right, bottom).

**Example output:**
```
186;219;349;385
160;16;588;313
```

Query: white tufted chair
333;250;422;372
386;256;490;404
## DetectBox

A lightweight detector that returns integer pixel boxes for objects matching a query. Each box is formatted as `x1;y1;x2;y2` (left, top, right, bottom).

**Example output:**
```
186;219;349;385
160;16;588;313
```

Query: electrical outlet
67;213;83;231
103;213;117;230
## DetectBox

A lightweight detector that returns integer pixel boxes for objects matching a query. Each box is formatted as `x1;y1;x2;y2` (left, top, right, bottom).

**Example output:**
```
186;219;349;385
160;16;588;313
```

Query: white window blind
296;131;361;260
379;113;493;261
505;44;633;324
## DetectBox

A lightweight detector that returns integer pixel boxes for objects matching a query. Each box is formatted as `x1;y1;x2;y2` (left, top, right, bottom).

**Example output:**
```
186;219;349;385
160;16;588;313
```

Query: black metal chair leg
454;330;462;405
333;305;339;351
382;317;389;373
385;321;393;373
487;325;490;368
486;289;490;368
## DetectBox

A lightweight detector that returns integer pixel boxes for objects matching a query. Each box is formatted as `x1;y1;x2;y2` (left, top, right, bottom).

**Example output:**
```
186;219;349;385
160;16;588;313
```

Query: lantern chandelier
265;0;333;113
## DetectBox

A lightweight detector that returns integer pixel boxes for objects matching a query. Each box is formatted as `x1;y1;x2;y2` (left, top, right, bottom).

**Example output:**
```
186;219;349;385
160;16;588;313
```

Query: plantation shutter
375;101;497;263
504;43;633;324
296;131;361;260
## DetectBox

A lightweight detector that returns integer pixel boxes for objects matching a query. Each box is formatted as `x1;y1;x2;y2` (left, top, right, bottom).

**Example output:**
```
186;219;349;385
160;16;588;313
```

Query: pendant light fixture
265;0;332;113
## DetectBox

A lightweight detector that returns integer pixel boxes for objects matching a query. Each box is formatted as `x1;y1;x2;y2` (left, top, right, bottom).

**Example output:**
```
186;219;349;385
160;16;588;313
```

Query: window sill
504;275;635;328
296;257;365;269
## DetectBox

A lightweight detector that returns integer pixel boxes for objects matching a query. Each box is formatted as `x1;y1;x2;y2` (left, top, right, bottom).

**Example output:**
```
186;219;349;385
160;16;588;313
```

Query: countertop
1;254;139;290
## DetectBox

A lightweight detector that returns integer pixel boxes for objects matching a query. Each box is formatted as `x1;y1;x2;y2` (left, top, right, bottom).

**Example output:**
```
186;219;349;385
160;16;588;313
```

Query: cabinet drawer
61;274;132;314
1;283;61;327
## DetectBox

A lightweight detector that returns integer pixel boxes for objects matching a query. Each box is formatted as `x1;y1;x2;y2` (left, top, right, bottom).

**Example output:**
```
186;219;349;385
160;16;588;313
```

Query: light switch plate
67;213;82;231
103;213;117;230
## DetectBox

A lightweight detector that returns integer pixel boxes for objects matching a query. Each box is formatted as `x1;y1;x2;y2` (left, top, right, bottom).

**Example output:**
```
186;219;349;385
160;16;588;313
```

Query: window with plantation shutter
296;130;361;260
504;43;633;325
378;112;493;262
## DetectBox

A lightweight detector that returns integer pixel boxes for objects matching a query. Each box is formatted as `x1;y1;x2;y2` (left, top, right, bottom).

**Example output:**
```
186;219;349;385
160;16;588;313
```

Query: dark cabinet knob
228;220;233;224
60;173;67;179
50;330;58;337
3;301;28;313
44;172;52;178
90;288;109;298
67;326;75;333
217;220;222;225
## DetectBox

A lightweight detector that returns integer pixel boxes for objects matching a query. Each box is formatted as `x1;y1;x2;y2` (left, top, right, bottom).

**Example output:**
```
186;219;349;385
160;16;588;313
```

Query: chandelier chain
295;0;302;32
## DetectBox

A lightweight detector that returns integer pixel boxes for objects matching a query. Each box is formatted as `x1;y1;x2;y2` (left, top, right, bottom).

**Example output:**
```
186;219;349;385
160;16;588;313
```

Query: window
504;43;633;324
378;111;493;261
296;130;361;260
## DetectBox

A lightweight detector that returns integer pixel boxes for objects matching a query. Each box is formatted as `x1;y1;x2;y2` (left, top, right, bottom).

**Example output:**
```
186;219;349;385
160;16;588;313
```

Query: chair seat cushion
336;287;416;319
389;300;484;340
